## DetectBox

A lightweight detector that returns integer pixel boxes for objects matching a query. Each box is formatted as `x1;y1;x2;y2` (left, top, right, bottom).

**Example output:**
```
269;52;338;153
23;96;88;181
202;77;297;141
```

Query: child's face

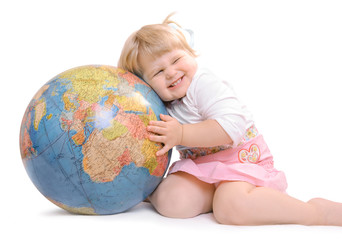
139;49;197;102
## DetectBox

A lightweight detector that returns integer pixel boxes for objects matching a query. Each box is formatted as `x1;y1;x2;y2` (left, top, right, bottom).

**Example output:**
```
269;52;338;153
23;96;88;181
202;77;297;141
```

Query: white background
1;0;342;239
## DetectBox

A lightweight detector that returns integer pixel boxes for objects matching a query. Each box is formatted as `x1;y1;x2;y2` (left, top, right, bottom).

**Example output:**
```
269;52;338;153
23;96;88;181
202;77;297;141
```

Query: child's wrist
180;124;184;146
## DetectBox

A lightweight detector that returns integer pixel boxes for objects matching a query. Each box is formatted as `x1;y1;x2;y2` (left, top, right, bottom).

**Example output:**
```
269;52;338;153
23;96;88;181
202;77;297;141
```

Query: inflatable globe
19;65;171;215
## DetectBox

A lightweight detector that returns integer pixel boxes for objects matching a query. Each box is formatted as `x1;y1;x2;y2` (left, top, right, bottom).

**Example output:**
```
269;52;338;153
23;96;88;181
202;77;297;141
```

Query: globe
19;65;171;215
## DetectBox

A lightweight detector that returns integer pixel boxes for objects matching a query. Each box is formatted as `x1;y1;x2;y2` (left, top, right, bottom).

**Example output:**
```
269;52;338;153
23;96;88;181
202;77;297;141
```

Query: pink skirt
168;135;288;193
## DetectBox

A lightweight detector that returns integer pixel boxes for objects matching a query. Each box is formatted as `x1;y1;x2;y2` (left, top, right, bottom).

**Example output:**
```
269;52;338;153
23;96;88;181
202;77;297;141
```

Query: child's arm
147;114;232;156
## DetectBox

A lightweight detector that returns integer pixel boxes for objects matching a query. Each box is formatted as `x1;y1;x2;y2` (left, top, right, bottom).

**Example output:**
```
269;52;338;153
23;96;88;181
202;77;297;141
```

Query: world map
20;65;170;214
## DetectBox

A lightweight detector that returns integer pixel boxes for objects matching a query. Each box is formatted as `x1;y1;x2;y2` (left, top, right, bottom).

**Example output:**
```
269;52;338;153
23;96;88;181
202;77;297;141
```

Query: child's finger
147;125;166;135
159;114;173;121
148;134;165;143
156;145;171;156
149;120;166;127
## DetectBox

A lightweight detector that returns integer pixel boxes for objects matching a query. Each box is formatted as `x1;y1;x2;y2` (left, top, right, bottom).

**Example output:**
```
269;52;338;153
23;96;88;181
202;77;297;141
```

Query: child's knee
150;183;195;218
213;182;255;225
213;196;250;225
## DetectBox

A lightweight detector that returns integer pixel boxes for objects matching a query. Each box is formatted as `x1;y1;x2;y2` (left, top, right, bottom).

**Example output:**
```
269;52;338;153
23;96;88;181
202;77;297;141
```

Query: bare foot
308;198;342;226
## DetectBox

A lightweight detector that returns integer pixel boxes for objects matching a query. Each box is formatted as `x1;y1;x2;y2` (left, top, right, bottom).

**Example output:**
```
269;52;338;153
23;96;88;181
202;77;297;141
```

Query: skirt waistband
179;125;259;160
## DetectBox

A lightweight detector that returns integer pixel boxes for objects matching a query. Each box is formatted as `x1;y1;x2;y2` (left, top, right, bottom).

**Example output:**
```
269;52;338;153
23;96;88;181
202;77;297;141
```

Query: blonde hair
118;13;197;78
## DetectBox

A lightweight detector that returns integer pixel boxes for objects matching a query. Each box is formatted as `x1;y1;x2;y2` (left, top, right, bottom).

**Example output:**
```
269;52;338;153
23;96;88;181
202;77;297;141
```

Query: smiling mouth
169;77;183;88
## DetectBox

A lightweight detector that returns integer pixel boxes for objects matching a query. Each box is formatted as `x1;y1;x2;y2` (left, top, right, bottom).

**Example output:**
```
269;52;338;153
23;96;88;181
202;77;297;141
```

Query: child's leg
149;171;215;218
213;181;342;226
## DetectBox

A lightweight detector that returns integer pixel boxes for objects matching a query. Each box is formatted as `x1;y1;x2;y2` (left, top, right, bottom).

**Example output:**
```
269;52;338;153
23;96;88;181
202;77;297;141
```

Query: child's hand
147;114;183;156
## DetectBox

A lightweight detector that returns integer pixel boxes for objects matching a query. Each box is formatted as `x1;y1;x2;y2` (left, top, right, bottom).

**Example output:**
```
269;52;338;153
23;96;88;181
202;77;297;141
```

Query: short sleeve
191;70;249;146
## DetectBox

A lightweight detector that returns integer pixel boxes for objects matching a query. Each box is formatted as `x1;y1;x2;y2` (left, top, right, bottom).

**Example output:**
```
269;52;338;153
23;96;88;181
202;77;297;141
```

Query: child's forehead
138;49;169;66
139;48;183;63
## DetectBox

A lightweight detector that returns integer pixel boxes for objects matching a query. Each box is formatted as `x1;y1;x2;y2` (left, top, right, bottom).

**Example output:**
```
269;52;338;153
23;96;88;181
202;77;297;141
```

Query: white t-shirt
166;67;254;150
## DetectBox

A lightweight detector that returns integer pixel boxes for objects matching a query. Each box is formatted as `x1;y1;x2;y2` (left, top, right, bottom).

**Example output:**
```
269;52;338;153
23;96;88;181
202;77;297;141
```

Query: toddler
118;14;342;226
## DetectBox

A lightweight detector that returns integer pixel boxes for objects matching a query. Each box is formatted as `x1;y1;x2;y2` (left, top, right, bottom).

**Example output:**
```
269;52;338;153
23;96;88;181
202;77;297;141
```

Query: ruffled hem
168;135;288;193
168;159;287;192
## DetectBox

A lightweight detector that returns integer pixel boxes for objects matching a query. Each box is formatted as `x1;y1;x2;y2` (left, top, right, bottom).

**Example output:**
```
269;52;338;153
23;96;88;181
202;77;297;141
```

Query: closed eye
173;57;181;64
153;69;163;77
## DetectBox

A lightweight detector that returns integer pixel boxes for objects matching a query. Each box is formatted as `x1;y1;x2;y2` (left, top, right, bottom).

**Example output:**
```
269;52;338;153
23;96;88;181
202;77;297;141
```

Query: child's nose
165;67;177;80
